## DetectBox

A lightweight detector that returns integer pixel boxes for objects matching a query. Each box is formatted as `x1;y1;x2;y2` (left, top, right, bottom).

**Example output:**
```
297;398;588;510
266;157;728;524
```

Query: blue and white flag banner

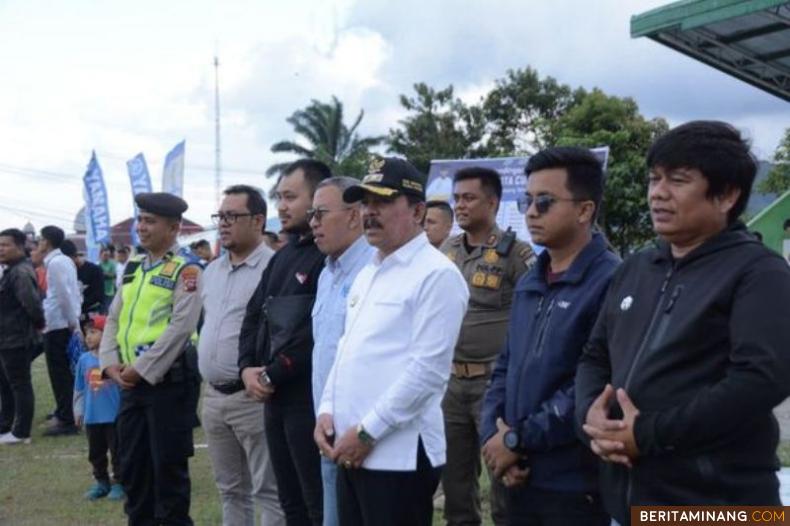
162;140;185;197
426;146;610;246
127;153;152;247
82;151;112;262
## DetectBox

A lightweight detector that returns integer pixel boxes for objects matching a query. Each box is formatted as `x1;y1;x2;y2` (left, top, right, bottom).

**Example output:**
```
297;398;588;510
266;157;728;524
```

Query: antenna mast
214;50;222;206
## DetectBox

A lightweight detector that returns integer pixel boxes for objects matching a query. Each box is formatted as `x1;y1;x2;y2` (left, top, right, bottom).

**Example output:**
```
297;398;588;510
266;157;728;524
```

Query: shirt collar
221;241;272;270
44;248;63;265
144;243;181;267
326;236;371;273
374;231;428;266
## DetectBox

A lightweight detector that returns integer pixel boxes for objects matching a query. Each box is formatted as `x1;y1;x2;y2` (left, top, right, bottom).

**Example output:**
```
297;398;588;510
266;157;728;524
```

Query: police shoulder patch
180;265;200;292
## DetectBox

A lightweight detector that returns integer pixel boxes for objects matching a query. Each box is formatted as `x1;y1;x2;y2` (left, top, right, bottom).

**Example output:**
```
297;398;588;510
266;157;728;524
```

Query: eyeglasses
516;194;583;215
306;207;352;223
210;212;258;225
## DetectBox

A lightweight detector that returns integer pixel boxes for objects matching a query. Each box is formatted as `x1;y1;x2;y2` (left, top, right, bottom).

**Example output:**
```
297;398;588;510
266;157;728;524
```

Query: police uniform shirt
440;225;535;363
99;243;203;384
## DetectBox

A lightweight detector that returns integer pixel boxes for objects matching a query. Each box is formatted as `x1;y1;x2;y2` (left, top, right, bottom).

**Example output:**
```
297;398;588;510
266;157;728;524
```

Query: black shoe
42;423;79;436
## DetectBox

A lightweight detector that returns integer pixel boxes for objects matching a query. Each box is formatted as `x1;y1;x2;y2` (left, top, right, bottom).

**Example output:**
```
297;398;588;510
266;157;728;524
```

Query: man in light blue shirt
309;177;374;526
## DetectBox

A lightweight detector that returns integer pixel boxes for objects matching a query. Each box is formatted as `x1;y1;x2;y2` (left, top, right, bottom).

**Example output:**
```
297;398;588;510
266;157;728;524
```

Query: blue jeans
321;457;339;526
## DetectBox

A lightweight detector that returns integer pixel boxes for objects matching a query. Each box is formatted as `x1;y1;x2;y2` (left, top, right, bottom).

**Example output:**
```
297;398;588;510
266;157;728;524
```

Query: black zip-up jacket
238;233;325;406
0;258;45;350
575;223;790;524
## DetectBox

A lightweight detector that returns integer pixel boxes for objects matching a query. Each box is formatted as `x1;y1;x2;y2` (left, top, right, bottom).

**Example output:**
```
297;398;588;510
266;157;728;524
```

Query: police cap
135;192;188;218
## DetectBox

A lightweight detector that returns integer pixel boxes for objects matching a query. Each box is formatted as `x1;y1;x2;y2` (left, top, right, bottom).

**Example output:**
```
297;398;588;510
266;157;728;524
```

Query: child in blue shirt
73;314;124;501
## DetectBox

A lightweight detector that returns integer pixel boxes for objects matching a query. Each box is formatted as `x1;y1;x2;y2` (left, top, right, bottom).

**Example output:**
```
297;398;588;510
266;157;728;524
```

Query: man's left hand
332;425;373;469
120;366;142;386
482;417;521;477
584;388;641;464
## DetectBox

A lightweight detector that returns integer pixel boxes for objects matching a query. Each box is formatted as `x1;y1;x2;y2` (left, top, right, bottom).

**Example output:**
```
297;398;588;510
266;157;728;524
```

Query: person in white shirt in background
199;185;285;526
314;157;469;526
114;246;130;292
38;225;82;436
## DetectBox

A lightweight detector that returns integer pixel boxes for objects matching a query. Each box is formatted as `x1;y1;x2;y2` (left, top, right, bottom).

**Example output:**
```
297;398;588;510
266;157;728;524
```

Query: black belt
210;380;245;395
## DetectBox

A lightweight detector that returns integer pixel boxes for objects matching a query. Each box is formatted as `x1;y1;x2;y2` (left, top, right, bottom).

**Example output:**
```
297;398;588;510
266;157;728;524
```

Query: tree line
268;66;789;255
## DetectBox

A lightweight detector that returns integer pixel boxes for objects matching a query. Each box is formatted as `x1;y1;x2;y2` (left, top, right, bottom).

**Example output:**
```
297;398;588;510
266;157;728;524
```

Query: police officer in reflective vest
100;192;203;526
439;167;535;526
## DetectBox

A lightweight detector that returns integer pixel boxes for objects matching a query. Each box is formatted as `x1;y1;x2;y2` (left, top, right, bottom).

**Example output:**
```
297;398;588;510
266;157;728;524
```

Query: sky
0;0;787;234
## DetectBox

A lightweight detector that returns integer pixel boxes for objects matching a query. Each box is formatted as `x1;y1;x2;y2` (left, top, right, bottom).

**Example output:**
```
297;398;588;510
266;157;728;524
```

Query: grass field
13;355;788;525
0;357;496;525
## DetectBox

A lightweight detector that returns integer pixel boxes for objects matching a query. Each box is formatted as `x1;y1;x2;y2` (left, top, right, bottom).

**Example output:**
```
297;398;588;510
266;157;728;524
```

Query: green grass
1;357;492;525
0;356;220;526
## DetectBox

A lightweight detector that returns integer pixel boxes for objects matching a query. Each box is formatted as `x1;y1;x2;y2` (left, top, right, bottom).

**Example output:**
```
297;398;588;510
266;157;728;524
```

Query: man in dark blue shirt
481;147;619;525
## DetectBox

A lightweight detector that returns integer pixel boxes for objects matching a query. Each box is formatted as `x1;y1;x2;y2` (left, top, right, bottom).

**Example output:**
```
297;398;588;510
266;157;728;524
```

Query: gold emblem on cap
484;249;499;264
368;157;385;174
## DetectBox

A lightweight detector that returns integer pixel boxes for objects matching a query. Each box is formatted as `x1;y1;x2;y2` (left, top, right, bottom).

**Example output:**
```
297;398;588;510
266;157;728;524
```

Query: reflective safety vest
117;254;190;365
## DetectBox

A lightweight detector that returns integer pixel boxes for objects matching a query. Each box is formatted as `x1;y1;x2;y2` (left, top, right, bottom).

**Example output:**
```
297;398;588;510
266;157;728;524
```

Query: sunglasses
516;194;583;215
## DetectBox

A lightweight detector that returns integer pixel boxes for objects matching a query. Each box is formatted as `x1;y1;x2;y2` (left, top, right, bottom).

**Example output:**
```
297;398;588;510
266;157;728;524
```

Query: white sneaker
0;433;31;445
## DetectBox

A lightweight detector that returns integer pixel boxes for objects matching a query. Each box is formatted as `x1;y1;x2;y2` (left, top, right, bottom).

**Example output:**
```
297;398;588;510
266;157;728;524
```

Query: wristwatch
503;429;521;452
356;424;376;446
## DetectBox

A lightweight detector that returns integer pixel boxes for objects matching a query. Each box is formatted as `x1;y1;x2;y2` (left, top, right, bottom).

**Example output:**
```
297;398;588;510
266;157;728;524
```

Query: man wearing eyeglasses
439;166;534;526
199;185;285;526
238;159;331;526
480;147;619;525
308;176;375;526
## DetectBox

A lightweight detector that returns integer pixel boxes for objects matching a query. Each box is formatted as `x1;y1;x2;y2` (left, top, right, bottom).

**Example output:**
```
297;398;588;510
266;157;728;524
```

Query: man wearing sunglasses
199;185;284;526
440;166;534;526
238;159;331;525
481;147;619;525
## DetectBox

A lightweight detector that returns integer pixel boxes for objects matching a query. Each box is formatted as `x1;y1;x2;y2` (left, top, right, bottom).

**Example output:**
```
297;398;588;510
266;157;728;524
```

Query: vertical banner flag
126;153;153;247
162;140;186;197
82;151;112;263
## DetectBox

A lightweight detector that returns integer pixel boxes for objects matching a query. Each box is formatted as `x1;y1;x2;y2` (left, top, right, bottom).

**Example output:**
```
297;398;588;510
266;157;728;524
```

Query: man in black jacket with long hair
576;121;790;524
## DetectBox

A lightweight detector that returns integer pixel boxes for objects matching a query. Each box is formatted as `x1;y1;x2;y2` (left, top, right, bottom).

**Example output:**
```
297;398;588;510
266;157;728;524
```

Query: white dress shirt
43;249;81;332
319;232;469;471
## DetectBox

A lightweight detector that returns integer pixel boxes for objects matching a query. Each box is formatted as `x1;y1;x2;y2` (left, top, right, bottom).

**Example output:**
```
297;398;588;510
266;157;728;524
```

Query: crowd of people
0;120;789;526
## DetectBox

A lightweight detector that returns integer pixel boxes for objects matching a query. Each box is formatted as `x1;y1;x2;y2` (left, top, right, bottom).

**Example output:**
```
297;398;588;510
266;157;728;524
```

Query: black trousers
264;401;323;526
87;422;120;484
337;440;442;526
0;346;34;438
506;487;610;526
43;329;74;425
117;380;194;526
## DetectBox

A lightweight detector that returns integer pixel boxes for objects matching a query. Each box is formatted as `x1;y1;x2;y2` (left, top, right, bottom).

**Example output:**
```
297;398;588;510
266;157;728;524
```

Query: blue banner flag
127;153;152;247
82;151;111;262
426;147;609;246
162;140;185;197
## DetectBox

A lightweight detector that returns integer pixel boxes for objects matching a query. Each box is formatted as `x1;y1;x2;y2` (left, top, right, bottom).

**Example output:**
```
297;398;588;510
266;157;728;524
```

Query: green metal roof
631;1;790;102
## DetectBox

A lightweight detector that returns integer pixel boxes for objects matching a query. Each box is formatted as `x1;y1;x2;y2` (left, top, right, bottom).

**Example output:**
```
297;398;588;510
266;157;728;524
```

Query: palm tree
267;96;384;178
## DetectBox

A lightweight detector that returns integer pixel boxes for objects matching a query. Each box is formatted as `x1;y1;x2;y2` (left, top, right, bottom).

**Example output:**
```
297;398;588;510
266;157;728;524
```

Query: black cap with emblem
135;192;188;219
343;157;426;203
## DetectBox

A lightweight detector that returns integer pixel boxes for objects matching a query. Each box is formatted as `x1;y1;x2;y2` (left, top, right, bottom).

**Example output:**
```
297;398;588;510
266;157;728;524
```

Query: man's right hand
241;367;274;402
104;364;135;390
314;413;335;458
583;383;631;467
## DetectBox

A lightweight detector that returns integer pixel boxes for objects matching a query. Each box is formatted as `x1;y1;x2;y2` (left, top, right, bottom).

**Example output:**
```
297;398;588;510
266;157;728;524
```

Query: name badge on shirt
150;275;176;290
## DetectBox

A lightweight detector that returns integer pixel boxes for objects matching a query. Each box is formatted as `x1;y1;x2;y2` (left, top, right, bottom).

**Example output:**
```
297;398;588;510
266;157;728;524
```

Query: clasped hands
104;364;142;389
481;418;530;488
582;384;641;468
314;414;373;469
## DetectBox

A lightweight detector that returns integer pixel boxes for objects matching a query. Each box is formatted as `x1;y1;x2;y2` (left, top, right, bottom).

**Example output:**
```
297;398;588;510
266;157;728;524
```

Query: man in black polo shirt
239;159;331;526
